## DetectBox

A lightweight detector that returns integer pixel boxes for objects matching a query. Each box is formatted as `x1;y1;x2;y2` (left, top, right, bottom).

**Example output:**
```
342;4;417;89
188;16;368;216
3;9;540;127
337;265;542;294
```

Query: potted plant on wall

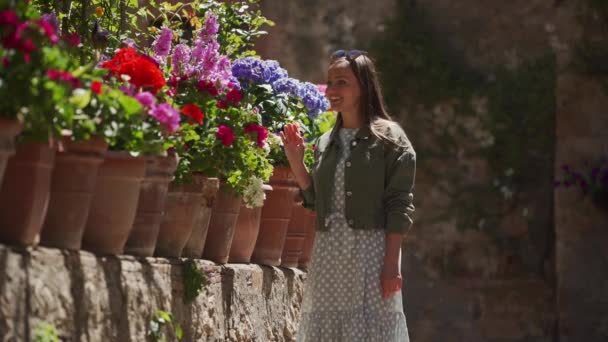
226;56;329;266
80;45;181;255
0;4;87;246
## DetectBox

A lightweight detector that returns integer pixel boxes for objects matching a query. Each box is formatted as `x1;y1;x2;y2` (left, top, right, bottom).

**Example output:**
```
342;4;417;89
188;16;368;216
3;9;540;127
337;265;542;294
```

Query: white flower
242;176;266;208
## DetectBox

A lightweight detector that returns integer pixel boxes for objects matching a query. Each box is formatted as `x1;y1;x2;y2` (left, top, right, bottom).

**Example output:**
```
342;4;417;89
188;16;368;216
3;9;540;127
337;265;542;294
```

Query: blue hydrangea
263;60;288;84
298;82;330;119
272;77;301;96
231;57;266;83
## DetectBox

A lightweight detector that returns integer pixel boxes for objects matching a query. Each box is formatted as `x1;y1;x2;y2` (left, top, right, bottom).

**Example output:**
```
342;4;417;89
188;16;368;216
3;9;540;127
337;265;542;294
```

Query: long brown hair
331;54;407;147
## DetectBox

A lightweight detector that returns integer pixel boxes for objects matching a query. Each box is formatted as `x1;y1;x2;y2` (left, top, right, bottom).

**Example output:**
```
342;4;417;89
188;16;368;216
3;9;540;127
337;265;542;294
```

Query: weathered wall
0;244;305;341
256;0;607;341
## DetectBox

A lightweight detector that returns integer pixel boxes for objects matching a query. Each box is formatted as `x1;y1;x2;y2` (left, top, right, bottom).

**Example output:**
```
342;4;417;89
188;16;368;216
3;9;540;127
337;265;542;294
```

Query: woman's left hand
380;261;403;299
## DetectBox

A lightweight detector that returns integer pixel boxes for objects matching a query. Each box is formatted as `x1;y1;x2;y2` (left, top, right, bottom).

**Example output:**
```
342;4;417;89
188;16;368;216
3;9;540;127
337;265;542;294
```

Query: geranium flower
102;47;166;94
244;123;268;148
216;125;235;146
196;80;219;96
181;104;204;124
91;81;102;95
226;87;242;105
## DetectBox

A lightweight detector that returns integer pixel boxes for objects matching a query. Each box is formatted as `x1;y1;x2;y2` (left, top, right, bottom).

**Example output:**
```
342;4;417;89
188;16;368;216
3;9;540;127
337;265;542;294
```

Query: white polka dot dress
296;128;410;342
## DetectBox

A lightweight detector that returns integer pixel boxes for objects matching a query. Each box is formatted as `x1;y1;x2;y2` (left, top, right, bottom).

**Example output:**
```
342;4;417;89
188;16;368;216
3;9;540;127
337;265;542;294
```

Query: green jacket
301;121;416;234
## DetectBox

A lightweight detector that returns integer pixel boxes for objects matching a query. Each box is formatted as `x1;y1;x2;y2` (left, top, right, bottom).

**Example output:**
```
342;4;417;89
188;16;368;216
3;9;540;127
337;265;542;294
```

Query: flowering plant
0;3;81;142
230;57;329;166
555;159;608;210
146;13;273;205
99;46;180;154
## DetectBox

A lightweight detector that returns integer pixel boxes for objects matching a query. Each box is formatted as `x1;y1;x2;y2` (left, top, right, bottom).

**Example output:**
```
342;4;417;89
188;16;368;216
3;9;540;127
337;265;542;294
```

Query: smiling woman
282;51;415;342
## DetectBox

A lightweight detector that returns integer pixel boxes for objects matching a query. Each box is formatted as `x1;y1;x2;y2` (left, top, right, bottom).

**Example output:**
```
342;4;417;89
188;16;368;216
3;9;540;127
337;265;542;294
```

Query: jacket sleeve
383;147;416;234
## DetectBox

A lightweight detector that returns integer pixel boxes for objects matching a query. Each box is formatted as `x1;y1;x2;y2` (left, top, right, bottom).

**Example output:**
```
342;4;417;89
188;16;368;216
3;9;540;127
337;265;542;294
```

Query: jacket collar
328;120;372;145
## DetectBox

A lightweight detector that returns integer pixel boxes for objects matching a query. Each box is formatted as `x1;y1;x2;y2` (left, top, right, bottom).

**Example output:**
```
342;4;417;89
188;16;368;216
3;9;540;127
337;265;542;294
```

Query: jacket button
346;161;352;167
346;191;352;197
348;219;354;225
351;141;357;147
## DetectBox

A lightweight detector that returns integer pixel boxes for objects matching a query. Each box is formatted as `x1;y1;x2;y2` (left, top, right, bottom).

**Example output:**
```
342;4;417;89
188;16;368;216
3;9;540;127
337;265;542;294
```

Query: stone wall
0;244;305;341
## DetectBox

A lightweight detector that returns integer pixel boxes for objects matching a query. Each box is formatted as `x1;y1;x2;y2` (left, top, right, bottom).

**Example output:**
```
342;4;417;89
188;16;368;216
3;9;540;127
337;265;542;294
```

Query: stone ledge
0;244;306;341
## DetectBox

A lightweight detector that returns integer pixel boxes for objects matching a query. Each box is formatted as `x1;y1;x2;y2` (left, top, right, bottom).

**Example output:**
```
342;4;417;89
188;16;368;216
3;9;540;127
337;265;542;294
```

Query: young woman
281;50;415;341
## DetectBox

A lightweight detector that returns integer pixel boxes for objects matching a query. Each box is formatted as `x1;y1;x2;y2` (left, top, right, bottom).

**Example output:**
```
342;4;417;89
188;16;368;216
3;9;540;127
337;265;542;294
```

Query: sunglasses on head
331;49;368;61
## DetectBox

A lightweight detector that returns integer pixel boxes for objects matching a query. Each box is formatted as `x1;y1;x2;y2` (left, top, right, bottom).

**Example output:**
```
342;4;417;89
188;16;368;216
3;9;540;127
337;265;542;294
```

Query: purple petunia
149;103;180;133
134;92;156;108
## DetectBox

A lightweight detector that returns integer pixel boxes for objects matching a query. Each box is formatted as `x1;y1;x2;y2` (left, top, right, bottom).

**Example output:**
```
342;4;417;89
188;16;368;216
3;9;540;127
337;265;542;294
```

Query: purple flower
122;38;136;48
172;44;191;71
149;103;181;133
41;13;60;33
298;82;330;118
263;60;288;84
204;14;219;37
232;57;265;83
134;92;156;109
152;27;173;58
273;77;301;96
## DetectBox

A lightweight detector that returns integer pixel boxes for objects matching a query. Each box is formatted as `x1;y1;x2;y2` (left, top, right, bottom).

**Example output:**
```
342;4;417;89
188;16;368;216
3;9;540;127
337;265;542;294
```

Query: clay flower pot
281;202;314;268
180;174;220;258
124;154;178;257
0;142;55;245
0;118;23;186
228;185;272;264
298;210;317;269
81;151;146;255
155;174;219;258
252;166;299;266
40;136;108;250
203;184;242;264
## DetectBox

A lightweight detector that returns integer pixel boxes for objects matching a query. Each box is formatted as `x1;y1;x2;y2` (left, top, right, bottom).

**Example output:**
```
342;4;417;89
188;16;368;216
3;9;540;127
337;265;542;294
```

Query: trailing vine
182;259;208;304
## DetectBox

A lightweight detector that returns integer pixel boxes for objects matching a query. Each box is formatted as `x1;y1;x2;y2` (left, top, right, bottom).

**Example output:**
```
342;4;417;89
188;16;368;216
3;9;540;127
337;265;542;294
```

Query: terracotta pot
40;137;108;250
252;166;299;266
228;184;272;263
123;154;178;257
0;143;55;245
0;118;23;186
81;151;146;255
298;210;317;269
155;174;219;258
203;184;242;264
281;203;312;268
181;175;220;258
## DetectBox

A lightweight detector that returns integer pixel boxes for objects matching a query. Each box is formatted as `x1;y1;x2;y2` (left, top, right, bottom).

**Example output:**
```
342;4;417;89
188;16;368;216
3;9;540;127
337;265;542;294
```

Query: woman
281;50;415;341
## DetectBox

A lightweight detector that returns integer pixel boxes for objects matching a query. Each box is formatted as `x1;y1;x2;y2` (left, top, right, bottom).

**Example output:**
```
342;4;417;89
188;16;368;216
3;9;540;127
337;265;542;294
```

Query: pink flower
37;19;59;44
244;123;268;148
62;32;80;47
0;10;19;27
216;125;235;146
134;92;156;109
152;27;173;58
149;103;181;133
216;100;228;109
226;87;241;105
196;79;219;96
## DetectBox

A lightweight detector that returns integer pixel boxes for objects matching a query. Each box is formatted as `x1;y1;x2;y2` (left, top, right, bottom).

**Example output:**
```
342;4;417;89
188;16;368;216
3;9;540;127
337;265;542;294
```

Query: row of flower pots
0;129;315;268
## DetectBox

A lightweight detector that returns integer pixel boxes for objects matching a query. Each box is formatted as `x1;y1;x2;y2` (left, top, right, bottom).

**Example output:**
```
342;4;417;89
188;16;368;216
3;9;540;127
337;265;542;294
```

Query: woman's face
325;60;362;115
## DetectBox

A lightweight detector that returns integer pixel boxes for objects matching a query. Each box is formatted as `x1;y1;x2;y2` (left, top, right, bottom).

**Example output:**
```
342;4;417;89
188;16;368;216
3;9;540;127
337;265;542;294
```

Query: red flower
62;32;80;47
311;144;317;151
91;81;102;95
196;80;219;96
216;125;235;146
101;47;166;94
180;104;204;124
244;123;268;148
216;100;228;109
226;87;241;105
47;69;81;88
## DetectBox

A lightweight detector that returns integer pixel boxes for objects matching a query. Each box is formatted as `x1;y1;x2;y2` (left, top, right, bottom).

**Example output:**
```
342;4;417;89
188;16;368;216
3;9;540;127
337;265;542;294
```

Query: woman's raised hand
280;123;306;167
